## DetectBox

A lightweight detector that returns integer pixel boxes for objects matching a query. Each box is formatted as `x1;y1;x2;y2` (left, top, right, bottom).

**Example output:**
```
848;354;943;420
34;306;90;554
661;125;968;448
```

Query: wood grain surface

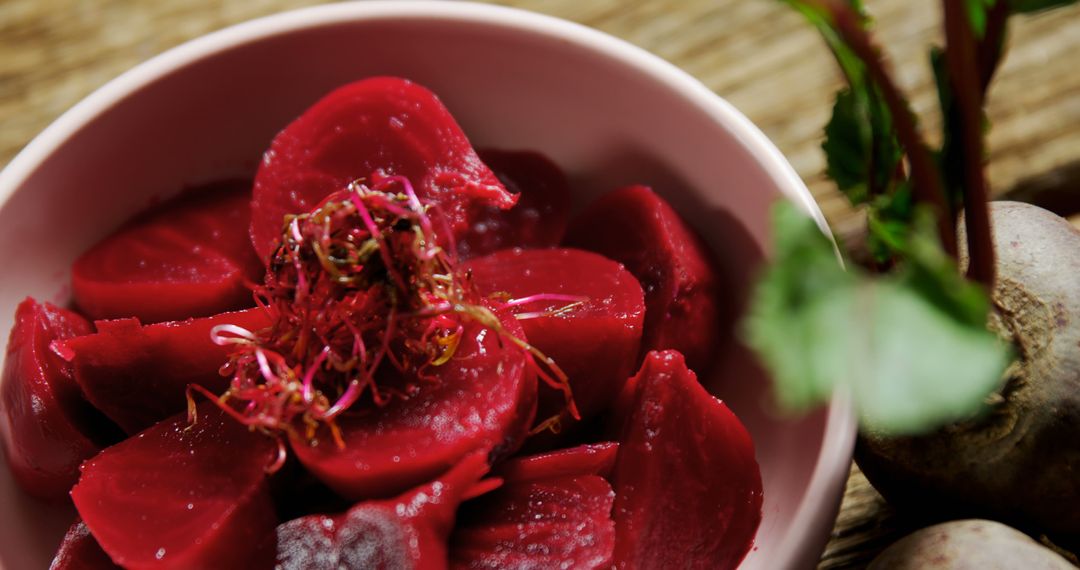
2;1;1078;568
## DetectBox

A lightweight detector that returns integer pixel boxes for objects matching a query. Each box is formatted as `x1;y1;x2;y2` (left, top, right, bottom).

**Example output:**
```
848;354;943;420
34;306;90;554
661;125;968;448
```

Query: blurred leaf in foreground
743;202;1011;434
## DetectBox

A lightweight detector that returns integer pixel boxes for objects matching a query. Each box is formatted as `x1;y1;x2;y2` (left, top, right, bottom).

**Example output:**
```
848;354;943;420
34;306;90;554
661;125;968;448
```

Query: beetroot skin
63;307;270;434
0;298;110;500
565;185;722;373
72;405;278;570
611;350;762;570
451;474;616;570
49;519;119;570
250;77;513;261
273;451;493;570
291;307;536;501
464;248;645;430
72;180;262;323
457;149;572;259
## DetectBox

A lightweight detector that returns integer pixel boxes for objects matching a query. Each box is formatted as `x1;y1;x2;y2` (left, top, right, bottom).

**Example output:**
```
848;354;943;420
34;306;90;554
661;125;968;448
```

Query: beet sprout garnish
187;175;578;450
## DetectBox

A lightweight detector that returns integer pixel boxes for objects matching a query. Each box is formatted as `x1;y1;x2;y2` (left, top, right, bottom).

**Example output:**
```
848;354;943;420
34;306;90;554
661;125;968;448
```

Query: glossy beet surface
64;308;270;434
273;451;492;570
291;307;536;501
451;474;616;570
250;77;512;261
0;298;107;500
71;405;278;570
72;180;262;323
49;520;118;570
611;350;762;569
565;185;721;373
457;149;571;259
495;442;619;483
464;248;644;429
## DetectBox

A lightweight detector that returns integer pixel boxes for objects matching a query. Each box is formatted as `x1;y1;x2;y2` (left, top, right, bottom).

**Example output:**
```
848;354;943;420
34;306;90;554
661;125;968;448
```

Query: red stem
825;1;958;257
944;1;996;288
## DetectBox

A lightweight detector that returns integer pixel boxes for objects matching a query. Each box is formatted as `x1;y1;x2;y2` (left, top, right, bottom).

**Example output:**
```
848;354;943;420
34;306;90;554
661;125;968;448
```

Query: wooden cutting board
2;1;1078;567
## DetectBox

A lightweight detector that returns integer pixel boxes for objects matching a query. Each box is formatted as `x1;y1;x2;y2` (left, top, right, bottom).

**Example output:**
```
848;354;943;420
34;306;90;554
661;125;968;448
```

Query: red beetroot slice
71;404;278;569
457;149;572;259
291;307;536;501
564;185;721;373
72;180;263;323
251;77;513;261
611;350;762;570
495;442;619;483
49;519;119;570
64;307;270;434
273;451;492;570
451;474;616;570
464;248;644;429
0;298;115;500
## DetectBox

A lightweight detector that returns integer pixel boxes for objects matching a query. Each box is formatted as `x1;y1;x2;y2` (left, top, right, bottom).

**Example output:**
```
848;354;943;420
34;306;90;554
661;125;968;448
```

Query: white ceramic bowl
0;3;855;569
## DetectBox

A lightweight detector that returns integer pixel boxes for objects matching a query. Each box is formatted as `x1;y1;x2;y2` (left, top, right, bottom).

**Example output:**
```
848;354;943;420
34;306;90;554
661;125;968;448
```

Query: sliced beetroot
72;180;263;323
64;307;270;434
611;350;762;570
273;451;492;570
71;405;278;569
291;307;536;501
464;248;644;429
0;298;115;500
49;519;119;570
495;442;618;483
251;77;513;261
451;474;616;570
457;149;572;258
565;185;721;373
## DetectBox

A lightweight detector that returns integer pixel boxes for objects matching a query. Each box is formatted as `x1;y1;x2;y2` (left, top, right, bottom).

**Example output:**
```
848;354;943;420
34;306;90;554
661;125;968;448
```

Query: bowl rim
0;2;856;567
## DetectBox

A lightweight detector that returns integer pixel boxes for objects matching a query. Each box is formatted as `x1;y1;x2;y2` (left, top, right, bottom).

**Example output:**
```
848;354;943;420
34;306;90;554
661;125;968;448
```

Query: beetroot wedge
457;149;572;258
72;180;263;323
451;474;616;570
495;442;619;483
464;248;644;430
64;307;270;434
250;77;513;261
291;307;536;501
565;185;721;373
71;405;278;570
49;520;119;570
0;298;114;500
273;451;492;570
611;350;762;570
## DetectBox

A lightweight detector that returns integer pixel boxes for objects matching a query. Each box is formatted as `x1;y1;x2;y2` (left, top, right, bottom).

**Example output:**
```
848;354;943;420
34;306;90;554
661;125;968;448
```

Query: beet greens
745;0;1077;433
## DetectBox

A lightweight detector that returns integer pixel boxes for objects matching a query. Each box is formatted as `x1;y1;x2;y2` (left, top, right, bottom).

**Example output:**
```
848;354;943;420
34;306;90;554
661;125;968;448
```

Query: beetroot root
858;202;1080;536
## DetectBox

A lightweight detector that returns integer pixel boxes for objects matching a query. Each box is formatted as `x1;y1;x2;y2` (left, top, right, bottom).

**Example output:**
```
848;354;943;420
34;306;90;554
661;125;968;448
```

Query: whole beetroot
858;202;1080;536
868;519;1073;569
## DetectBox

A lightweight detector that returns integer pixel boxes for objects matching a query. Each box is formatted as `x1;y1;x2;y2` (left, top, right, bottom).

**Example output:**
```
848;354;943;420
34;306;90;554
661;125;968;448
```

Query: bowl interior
0;4;853;569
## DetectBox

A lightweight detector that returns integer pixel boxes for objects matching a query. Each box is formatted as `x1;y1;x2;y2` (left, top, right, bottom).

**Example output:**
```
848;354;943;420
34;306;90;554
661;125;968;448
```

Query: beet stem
944;0;996;288
825;0;958;257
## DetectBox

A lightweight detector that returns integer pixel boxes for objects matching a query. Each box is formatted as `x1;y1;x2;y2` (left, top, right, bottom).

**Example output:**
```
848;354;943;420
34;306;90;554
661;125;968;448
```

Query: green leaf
895;210;991;327
782;1;870;85
787;1;903;216
743;202;853;409
866;182;914;261
1009;0;1079;12
965;0;996;38
830;279;1010;433
823;89;870;203
744;202;1011;434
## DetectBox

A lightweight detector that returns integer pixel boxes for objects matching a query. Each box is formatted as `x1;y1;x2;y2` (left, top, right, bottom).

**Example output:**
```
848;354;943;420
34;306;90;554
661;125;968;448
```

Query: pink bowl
0;3;855;568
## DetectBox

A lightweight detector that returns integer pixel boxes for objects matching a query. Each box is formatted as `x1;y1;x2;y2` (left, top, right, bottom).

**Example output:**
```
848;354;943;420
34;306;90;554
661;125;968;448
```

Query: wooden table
2;1;1078;567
